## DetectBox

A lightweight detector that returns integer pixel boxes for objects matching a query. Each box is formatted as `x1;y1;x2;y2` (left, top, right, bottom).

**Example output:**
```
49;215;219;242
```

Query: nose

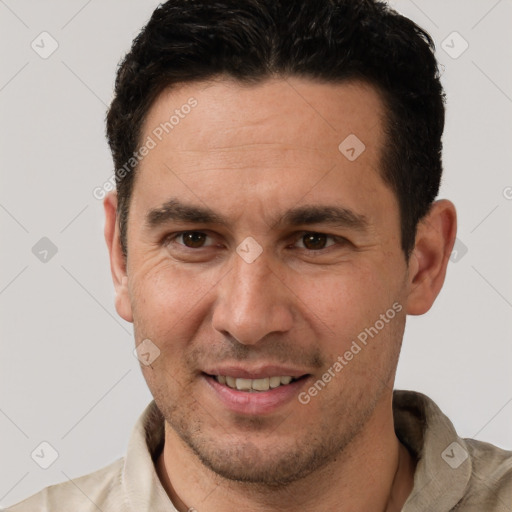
211;248;294;345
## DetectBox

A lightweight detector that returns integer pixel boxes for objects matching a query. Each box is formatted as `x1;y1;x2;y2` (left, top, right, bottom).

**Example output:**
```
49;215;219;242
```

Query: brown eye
180;231;208;248
301;232;329;250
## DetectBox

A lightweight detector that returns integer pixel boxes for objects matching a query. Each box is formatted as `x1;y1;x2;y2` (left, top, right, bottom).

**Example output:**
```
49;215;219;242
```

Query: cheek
129;259;220;340
294;268;405;389
291;263;393;327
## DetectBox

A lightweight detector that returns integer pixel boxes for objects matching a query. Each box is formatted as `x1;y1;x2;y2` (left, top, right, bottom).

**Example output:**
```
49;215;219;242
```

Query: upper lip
204;365;310;380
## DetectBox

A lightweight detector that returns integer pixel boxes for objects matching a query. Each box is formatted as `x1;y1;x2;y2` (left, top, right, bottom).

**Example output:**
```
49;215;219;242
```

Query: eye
294;232;342;251
165;231;215;249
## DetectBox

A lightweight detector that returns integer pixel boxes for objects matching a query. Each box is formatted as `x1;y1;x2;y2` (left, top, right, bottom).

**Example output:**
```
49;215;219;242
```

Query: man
8;0;511;511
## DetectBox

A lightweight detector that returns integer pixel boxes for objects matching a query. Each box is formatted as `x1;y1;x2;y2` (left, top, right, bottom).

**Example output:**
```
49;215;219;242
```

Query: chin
192;439;326;487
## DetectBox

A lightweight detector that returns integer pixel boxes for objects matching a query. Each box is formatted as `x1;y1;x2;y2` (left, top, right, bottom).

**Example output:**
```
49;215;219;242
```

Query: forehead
131;77;394;231
141;77;385;161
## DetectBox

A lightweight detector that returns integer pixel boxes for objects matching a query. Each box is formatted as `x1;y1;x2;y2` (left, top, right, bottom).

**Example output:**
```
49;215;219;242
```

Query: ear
405;200;457;315
104;191;133;323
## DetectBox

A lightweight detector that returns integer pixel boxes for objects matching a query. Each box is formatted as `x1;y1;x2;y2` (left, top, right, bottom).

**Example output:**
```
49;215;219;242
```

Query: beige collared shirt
6;390;512;511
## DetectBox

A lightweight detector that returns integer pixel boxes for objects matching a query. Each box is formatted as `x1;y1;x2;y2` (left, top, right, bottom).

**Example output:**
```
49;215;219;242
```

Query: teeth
252;378;270;391
215;375;297;392
269;376;281;388
235;378;252;391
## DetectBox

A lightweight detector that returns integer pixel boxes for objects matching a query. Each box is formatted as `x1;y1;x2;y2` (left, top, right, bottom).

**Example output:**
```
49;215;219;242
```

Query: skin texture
104;77;457;512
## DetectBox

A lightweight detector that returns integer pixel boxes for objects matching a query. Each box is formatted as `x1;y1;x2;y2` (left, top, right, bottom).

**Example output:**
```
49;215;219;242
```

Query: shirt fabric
7;390;512;511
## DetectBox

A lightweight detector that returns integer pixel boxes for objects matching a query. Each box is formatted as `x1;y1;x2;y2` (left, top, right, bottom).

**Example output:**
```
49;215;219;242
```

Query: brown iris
302;232;328;250
181;232;207;248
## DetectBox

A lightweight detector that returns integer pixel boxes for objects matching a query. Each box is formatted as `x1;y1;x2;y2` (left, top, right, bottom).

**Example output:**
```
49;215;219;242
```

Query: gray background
1;0;511;507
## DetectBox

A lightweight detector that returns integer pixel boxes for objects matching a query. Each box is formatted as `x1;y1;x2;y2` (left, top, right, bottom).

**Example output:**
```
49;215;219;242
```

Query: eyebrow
145;199;369;232
278;205;368;231
146;199;228;228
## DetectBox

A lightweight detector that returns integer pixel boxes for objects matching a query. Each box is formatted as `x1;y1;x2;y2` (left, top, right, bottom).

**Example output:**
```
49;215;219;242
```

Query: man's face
118;78;412;484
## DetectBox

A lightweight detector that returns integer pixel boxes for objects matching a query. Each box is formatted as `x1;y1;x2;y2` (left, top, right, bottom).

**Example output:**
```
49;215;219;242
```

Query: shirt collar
394;390;472;511
122;400;176;511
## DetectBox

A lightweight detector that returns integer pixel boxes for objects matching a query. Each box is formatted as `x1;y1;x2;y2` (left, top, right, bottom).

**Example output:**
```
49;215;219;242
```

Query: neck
156;395;416;512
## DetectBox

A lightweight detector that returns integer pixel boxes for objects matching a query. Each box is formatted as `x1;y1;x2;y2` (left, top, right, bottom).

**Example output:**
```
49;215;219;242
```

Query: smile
213;375;300;392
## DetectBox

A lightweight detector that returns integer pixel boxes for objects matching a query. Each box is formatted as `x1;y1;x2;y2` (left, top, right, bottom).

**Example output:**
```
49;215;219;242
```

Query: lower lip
203;374;309;415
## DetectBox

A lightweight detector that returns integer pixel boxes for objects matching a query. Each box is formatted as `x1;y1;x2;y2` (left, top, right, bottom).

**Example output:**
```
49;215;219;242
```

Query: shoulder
458;437;512;510
5;457;126;512
394;390;512;511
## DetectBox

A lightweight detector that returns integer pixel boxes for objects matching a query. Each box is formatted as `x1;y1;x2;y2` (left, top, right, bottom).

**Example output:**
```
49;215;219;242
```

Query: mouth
201;367;312;415
205;373;309;392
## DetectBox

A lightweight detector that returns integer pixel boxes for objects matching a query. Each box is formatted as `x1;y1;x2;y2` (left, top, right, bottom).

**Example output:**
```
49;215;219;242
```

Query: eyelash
163;231;348;252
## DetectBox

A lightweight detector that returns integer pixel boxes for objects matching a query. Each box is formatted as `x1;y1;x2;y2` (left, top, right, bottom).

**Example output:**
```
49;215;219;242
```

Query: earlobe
405;200;457;316
104;192;134;323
